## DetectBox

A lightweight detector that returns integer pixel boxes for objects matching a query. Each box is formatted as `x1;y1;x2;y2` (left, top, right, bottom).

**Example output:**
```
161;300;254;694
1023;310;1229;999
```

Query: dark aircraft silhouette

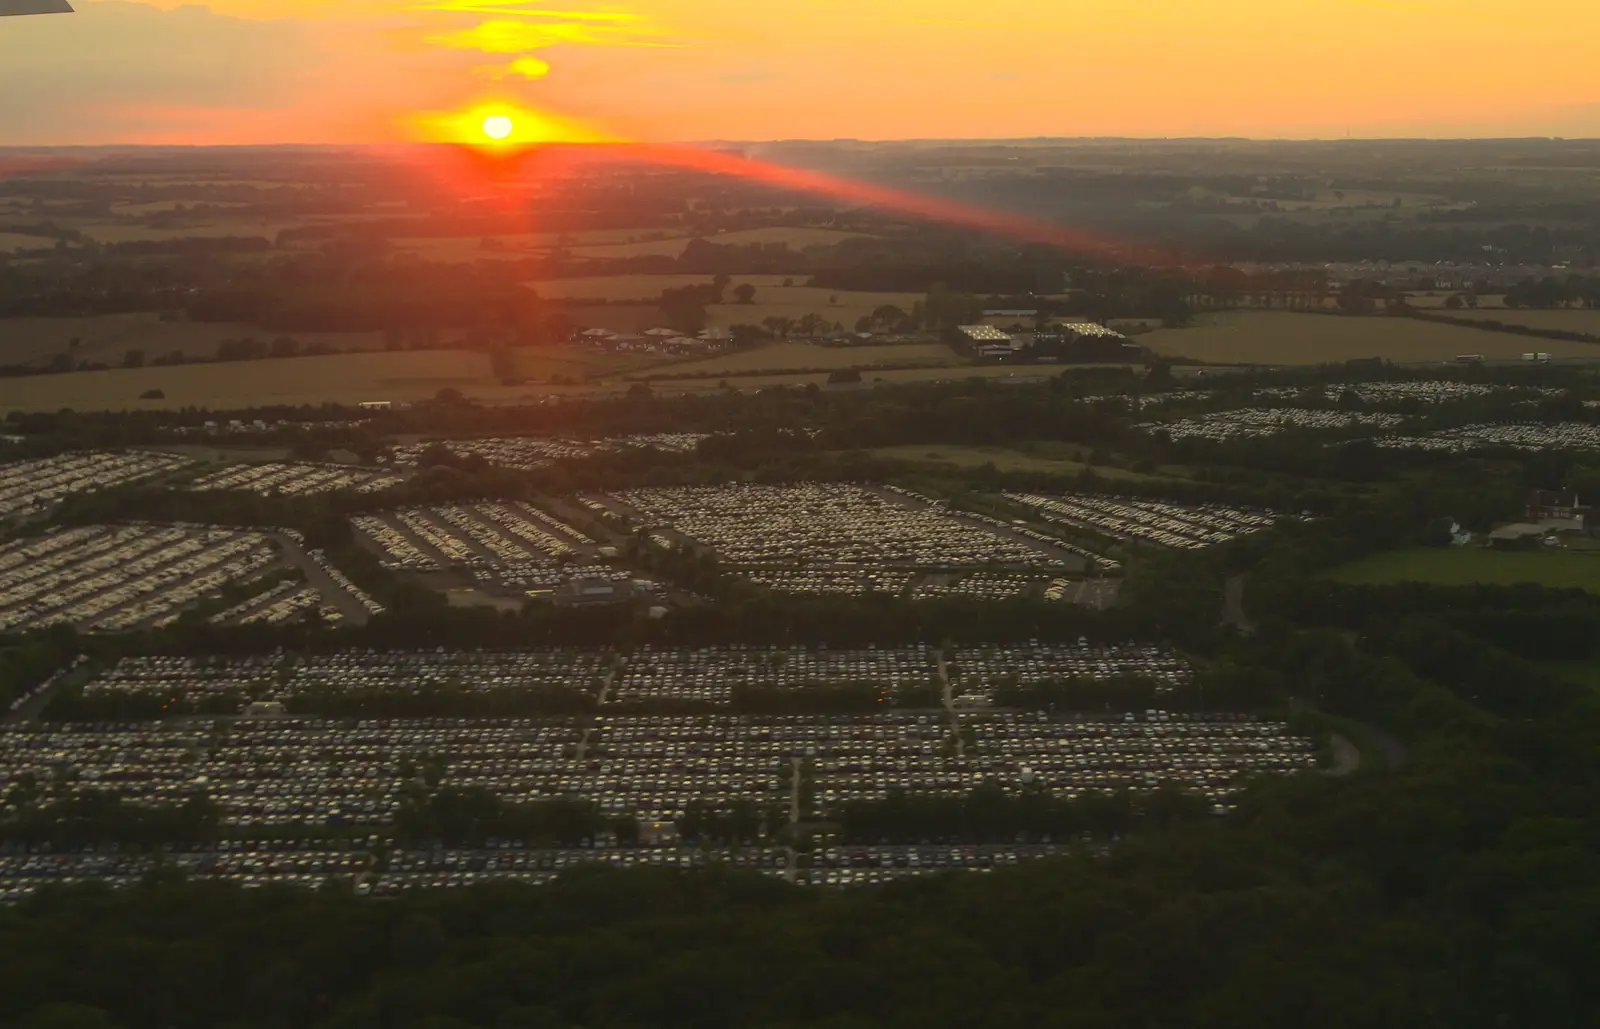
0;0;73;14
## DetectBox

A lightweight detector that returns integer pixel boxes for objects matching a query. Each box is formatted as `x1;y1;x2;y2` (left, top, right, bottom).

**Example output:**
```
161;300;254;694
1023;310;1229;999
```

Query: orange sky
0;0;1596;145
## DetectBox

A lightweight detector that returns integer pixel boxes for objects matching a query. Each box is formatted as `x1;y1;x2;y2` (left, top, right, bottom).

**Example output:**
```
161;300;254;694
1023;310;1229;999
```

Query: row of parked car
84;650;617;707
948;642;1191;700
188;461;403;496
0;842;1089;901
390;433;713;473
1377;421;1600;453
0;710;1312;827
78;643;1191;711
1143;407;1406;441
1005;491;1282;551
613;645;939;704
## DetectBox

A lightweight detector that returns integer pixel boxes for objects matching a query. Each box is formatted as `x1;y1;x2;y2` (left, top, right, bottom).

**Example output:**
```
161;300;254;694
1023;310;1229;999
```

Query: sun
481;114;515;140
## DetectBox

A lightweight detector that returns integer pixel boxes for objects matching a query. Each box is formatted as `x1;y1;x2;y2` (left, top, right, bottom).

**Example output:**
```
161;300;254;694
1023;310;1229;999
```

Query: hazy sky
1;0;1597;145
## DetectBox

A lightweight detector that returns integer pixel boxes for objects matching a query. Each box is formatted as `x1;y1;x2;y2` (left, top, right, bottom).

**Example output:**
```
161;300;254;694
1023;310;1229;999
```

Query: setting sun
410;101;623;147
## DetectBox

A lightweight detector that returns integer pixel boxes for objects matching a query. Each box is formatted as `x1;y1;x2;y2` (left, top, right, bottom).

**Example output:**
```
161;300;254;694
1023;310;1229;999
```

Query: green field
523;274;795;302
1541;660;1600;692
640;364;1072;392
869;443;1180;482
641;342;962;378
0;232;52;254
1446;308;1600;336
0;347;649;412
1328;546;1600;592
1143;311;1600;365
522;275;924;331
704;288;925;330
569;227;874;259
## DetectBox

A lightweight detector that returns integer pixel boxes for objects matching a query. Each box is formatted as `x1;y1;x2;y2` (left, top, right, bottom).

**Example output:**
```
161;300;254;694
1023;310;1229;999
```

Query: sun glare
410;102;621;149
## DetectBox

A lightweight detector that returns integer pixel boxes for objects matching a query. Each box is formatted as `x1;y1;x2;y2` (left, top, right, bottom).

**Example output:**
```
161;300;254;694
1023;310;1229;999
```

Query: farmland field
0;348;643;412
0;232;52;254
704;289;925;330
1143;311;1600;365
640;364;1077;391
524;274;794;301
0;314;384;366
1328;546;1600;592
1542;660;1600;692
73;221;302;244
1404;294;1507;309
522;276;923;329
569;227;874;259
868;443;1178;482
636;342;963;378
1444;308;1600;336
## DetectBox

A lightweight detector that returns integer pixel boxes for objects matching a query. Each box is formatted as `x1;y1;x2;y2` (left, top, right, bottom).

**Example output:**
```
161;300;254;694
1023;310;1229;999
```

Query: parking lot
1252;381;1547;404
352;502;603;590
1376;421;1600;453
614;645;940;705
912;571;1065;601
0;710;1311;825
0;524;335;632
83;650;616;709
74;643;1200;714
1005;491;1283;551
606;483;1079;570
1143;408;1406;441
0;450;190;521
0;841;1086;900
948;643;1191;704
0;524;375;633
391;433;712;472
188;461;404;496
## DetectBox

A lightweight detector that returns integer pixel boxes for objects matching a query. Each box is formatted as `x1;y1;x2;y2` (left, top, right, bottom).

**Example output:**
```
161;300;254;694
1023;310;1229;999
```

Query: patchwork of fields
637;342;963;378
568;227;875;259
0;314;384;366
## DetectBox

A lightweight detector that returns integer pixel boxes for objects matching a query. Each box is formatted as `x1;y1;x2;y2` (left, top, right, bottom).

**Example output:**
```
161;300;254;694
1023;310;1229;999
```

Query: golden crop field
642;342;963;377
0;314;384;366
1142;311;1600;365
570;227;875;259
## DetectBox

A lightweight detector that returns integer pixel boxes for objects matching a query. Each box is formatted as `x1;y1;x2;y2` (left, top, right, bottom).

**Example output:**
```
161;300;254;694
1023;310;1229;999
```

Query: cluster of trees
838;781;1207;843
394;788;610;849
1501;274;1600;310
0;627;79;711
0;789;219;847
